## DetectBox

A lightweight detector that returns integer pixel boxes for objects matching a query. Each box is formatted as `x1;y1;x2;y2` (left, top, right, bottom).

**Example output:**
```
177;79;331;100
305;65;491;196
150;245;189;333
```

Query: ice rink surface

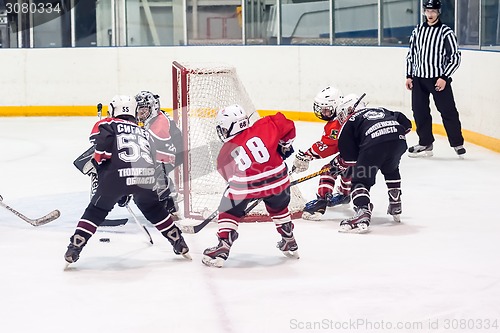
1;117;499;333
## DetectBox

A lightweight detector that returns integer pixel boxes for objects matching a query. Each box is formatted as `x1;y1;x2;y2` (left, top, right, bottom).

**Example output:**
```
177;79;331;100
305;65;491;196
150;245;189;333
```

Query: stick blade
178;224;196;234
176;215;217;234
32;209;61;226
100;218;128;227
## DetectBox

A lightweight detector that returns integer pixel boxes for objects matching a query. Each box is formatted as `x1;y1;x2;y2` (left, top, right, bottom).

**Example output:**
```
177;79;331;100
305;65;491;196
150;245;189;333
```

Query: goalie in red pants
293;87;364;220
202;104;299;268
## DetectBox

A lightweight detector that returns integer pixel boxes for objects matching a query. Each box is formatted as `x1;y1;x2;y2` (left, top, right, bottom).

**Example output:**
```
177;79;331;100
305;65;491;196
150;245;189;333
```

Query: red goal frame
172;61;304;222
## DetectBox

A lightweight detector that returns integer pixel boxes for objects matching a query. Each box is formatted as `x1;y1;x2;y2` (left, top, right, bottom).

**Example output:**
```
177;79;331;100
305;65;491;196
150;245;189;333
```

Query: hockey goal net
172;61;306;221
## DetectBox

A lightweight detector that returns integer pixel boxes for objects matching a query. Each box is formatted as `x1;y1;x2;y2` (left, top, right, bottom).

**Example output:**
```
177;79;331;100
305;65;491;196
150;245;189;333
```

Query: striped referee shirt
406;20;461;80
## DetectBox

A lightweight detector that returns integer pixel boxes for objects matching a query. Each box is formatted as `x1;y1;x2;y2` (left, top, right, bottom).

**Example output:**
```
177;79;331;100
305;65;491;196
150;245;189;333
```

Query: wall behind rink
0;46;498;151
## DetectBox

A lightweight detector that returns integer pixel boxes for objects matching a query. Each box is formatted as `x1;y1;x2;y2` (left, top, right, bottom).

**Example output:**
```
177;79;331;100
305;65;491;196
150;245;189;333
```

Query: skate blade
282;250;300;259
181;252;193;260
338;224;370;234
302;212;322;221
408;151;433;158
327;203;350;208
202;255;225;268
392;214;401;223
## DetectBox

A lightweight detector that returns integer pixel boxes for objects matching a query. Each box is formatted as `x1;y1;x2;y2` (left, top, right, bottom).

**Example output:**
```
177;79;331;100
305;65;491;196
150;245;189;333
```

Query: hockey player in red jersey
64;95;190;265
202;104;299;267
292;85;353;220
333;94;412;233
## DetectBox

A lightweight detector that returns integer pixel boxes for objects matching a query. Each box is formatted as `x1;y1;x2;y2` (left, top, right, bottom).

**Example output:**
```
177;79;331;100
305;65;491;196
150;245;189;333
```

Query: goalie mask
313;85;343;121
215;104;250;142
336;93;367;125
109;95;138;120
135;91;161;125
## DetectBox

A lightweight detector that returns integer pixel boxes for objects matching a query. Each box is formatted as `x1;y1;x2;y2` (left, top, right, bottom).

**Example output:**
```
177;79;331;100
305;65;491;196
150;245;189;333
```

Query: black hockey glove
277;138;295;160
117;195;132;207
329;155;351;175
278;145;295;160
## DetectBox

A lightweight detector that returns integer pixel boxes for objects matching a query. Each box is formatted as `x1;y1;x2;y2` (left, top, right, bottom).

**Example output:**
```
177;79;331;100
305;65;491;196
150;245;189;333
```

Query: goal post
172;61;305;221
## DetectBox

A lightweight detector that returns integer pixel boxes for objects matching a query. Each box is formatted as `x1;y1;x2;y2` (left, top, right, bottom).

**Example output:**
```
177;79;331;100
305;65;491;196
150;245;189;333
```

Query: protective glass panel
126;0;174;46
481;0;500;49
381;0;419;46
458;0;479;47
186;4;242;45
276;0;330;45
333;0;378;46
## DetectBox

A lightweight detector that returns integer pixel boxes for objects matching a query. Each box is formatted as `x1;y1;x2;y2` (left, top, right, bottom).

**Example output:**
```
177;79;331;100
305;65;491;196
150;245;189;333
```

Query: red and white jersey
147;111;184;174
308;119;342;159
217;112;295;200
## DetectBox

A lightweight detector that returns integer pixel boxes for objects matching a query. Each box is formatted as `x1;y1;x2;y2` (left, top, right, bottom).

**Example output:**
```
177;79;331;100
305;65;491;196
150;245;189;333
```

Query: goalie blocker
73;145;96;175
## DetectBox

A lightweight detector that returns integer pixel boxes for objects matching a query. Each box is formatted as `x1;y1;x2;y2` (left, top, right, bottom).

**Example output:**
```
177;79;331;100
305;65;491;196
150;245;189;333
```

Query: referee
405;0;465;158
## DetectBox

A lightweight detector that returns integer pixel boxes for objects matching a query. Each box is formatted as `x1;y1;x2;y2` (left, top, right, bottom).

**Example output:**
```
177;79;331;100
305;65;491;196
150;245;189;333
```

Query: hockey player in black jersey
333;94;412;233
64;95;190;265
73;91;183;223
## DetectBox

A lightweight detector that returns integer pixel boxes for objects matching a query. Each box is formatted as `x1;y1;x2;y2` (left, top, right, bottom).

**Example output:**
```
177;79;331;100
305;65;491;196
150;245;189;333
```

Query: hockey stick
242;166;336;216
353;93;367;112
97;102;103;119
126;204;154;245
177;166;335;234
0;195;60;226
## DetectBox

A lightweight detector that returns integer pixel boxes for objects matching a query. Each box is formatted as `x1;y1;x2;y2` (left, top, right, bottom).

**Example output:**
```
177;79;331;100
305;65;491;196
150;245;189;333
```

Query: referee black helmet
423;0;441;9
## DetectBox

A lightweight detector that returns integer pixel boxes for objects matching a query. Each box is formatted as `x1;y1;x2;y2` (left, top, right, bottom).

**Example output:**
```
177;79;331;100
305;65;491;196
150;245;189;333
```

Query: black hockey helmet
423;0;441;9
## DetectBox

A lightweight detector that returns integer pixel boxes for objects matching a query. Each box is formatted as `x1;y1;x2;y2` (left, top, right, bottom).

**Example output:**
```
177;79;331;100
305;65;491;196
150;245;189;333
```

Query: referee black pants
411;77;464;147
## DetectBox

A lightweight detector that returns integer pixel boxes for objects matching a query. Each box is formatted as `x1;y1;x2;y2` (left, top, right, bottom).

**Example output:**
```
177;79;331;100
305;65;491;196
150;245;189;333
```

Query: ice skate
339;206;371;234
164;225;191;259
408;144;433;158
277;222;299;259
326;192;350;207
387;189;402;222
453;145;466;159
302;197;327;220
202;230;238;268
64;234;87;266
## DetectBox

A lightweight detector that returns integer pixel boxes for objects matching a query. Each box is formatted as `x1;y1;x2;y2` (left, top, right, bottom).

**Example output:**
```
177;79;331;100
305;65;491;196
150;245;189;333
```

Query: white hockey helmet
336;93;367;125
215;104;250;142
135;91;161;125
109;95;138;120
313;85;344;121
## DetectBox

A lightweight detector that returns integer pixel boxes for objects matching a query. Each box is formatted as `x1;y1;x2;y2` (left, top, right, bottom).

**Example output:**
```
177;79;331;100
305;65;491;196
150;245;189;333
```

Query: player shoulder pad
149;115;172;140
